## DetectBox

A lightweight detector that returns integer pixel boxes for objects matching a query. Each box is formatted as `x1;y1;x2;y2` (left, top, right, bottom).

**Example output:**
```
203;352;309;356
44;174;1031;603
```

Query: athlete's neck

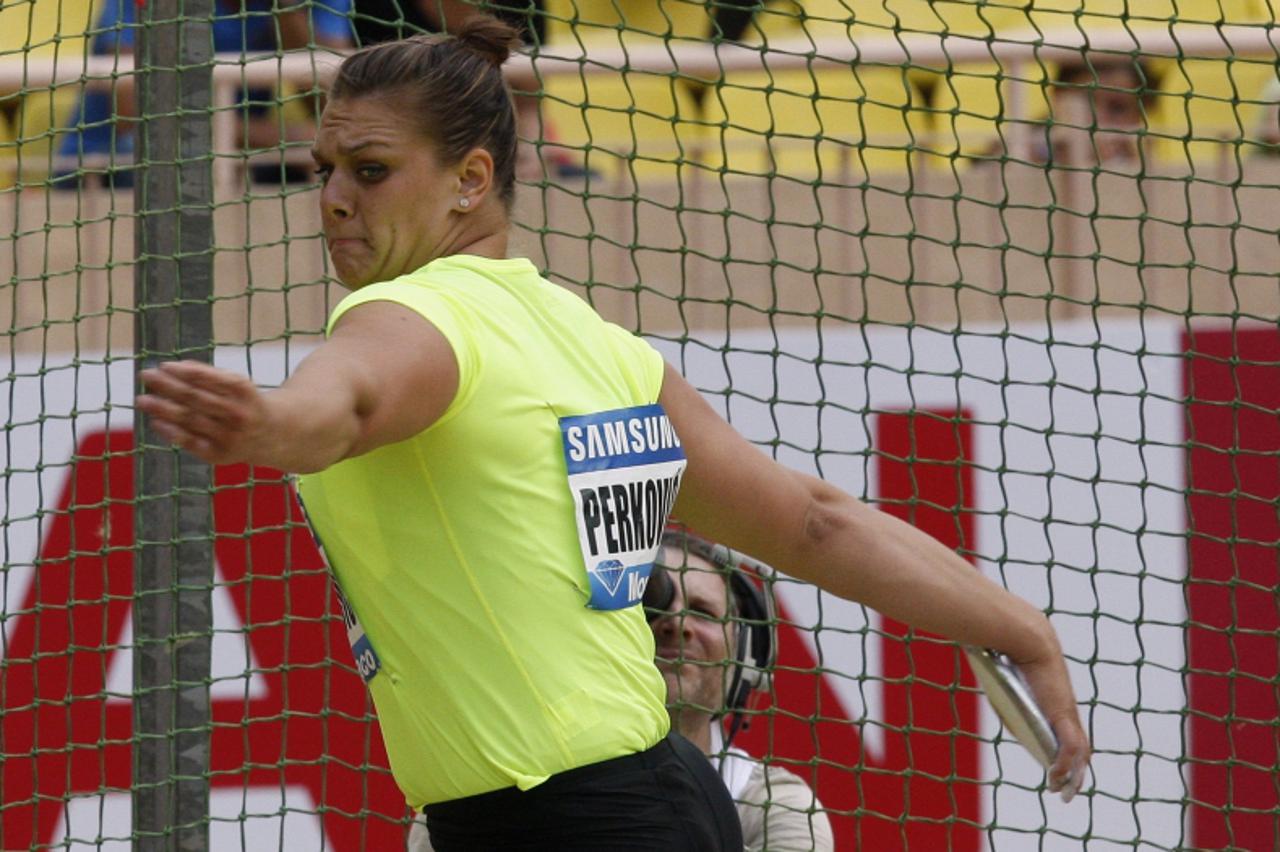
439;230;508;262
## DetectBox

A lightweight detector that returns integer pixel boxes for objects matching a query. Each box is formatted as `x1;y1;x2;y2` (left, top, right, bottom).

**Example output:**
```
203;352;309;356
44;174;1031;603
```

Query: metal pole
132;0;215;847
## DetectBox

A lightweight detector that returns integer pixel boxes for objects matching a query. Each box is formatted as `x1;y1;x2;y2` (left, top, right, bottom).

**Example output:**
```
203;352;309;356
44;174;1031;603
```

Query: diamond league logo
592;558;627;597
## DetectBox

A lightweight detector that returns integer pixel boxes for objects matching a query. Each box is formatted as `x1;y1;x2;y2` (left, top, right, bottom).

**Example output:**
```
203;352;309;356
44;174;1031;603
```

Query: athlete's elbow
795;479;861;562
781;483;879;597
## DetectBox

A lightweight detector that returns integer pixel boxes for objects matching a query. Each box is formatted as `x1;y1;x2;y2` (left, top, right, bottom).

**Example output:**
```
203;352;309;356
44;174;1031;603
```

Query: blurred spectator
973;53;1160;169
54;0;354;188
348;0;434;45
1252;75;1280;151
684;0;768;114
1045;55;1160;166
350;0;542;50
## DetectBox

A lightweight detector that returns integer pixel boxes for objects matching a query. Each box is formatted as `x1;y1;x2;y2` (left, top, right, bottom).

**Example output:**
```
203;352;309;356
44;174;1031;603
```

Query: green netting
3;0;1279;849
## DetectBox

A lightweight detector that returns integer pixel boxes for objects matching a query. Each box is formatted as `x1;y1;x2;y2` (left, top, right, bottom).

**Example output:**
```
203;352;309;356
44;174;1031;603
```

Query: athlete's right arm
660;363;1091;799
137;300;458;472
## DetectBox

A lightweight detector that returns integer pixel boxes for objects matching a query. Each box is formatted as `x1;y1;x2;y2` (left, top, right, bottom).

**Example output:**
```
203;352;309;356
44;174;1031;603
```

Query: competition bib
560;404;687;611
295;488;382;684
334;583;381;684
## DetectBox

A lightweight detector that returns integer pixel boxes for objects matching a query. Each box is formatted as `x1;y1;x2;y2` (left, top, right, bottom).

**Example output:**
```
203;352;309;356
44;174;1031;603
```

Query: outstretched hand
137;360;272;466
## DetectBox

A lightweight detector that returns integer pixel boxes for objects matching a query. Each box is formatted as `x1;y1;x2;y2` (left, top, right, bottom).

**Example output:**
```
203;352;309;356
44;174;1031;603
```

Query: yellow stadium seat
539;1;810;181
0;0;98;185
699;64;927;176
1155;55;1280;165
0;110;14;189
539;0;1280;177
544;0;716;43
754;2;1038;173
0;0;94;56
541;65;699;182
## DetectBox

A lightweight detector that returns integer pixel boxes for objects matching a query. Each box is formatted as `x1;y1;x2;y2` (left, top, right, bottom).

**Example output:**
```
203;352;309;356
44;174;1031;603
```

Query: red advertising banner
0;436;409;851
733;410;980;850
1;323;1276;849
1;415;982;851
1185;327;1280;851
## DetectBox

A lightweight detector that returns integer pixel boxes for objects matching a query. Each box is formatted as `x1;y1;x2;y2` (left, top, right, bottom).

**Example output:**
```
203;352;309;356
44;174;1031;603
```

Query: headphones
645;529;776;717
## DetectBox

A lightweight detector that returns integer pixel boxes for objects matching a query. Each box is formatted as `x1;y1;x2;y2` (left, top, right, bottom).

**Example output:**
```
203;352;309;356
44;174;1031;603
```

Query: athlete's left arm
660;363;1091;799
137;301;458;473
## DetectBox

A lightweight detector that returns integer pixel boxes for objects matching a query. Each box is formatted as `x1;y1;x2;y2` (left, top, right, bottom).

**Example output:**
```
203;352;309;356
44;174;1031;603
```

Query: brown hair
329;17;523;207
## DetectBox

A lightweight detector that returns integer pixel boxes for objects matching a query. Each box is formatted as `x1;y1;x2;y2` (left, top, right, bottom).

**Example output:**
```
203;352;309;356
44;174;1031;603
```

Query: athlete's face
652;550;736;719
312;96;463;288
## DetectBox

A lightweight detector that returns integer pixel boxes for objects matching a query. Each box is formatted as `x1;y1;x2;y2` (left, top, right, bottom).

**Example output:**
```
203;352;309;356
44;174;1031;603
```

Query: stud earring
459;197;471;209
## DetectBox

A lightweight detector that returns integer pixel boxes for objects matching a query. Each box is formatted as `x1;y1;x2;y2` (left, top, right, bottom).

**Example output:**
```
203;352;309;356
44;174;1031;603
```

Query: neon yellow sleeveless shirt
296;255;677;808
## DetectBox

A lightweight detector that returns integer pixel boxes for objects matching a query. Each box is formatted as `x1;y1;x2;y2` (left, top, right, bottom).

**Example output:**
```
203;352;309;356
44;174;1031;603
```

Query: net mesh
2;0;1279;849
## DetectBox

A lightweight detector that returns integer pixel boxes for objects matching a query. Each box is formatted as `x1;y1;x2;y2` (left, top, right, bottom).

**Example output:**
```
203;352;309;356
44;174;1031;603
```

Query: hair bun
453;15;523;68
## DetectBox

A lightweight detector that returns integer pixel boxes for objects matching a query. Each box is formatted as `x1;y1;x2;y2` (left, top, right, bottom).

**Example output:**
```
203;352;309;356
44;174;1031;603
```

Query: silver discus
965;646;1059;769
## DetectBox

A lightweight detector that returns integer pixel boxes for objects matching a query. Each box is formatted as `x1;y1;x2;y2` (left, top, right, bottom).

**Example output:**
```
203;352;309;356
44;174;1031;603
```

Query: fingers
140;362;252;415
1016;648;1092;804
1049;755;1087;803
146;415;220;463
137;389;226;463
138;394;230;455
137;360;262;464
140;362;253;421
1047;714;1091;803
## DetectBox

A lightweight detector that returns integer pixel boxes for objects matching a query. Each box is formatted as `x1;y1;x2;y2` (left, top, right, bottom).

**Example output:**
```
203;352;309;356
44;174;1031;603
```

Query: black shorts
422;732;743;851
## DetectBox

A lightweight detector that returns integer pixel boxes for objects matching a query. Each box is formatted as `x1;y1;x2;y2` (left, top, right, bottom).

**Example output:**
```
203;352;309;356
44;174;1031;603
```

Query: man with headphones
648;528;835;852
